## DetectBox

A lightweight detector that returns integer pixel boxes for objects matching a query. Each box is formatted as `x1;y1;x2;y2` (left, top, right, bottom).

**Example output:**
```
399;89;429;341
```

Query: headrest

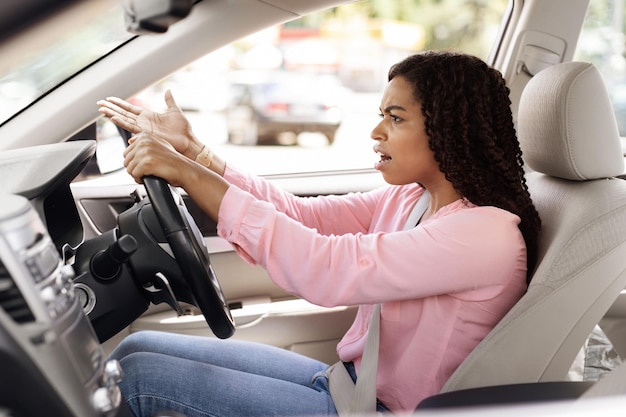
517;61;624;180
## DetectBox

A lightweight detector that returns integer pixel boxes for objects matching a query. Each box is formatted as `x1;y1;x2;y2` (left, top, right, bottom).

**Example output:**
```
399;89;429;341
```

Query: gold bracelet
195;144;214;168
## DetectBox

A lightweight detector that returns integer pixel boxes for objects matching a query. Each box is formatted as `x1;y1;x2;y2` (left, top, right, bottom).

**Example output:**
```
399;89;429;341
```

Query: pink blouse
216;165;528;412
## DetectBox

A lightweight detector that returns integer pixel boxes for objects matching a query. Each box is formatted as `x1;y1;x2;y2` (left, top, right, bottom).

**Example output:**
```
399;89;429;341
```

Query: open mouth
374;149;392;170
378;152;392;162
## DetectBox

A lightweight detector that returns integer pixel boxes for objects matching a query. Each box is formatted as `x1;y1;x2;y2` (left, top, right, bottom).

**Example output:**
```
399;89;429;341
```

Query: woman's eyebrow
381;105;407;113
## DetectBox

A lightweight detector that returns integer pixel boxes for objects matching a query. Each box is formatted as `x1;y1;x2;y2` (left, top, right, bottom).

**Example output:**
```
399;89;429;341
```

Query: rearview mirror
123;0;194;34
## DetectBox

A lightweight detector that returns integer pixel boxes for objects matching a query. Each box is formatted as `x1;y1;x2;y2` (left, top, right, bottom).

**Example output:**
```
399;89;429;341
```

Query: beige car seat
440;61;626;393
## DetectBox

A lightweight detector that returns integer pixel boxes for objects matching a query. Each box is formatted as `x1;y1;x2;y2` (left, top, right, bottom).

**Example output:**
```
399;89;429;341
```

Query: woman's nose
371;120;385;141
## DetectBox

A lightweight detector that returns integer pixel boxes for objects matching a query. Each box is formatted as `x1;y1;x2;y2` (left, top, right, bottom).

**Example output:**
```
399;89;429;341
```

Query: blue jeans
109;331;337;417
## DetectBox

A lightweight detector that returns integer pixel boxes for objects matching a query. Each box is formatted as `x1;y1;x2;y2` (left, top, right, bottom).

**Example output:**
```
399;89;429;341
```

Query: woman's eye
378;112;402;123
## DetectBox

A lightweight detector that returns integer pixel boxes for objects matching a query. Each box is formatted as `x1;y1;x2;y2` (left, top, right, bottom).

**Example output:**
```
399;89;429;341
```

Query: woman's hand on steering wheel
123;133;191;187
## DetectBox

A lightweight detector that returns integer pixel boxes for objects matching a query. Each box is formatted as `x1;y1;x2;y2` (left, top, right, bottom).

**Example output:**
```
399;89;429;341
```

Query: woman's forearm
179;161;230;221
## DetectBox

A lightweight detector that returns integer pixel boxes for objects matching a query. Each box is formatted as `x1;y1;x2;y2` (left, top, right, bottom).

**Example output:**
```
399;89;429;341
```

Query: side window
98;0;510;176
575;0;626;137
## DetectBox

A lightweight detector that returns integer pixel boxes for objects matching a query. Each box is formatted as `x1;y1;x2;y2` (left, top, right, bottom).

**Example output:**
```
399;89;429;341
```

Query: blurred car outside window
121;0;510;177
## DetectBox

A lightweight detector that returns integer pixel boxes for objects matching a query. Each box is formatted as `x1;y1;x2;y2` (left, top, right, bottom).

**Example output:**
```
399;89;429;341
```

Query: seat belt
327;191;430;416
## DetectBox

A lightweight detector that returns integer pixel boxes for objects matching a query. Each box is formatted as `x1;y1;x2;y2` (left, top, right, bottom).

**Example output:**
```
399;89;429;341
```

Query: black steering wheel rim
143;176;235;339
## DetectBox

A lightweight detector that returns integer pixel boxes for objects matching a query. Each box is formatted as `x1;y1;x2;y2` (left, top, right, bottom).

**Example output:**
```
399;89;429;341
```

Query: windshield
0;0;132;126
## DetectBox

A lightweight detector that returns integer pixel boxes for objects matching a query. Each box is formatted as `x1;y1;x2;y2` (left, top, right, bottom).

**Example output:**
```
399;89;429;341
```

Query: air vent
0;260;35;323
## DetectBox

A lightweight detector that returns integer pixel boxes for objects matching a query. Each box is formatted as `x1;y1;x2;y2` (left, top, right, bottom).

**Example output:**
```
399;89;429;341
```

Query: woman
98;51;540;416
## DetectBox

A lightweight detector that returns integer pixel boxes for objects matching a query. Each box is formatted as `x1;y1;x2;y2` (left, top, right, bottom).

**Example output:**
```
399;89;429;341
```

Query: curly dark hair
388;51;541;282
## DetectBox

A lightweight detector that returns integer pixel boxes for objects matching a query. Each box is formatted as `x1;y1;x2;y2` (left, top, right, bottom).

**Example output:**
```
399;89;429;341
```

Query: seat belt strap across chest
327;191;430;416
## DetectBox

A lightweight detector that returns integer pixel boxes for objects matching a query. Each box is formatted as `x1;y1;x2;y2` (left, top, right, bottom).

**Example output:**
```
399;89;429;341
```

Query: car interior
2;0;626;416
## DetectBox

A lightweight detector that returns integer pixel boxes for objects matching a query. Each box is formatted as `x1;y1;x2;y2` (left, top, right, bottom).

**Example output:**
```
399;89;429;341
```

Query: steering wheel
143;176;235;339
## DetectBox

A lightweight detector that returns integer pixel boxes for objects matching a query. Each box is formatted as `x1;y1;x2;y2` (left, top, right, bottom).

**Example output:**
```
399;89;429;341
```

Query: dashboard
0;139;218;416
0;141;93;252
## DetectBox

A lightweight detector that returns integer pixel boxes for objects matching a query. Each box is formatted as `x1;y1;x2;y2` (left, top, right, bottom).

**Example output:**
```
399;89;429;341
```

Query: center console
0;194;130;417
